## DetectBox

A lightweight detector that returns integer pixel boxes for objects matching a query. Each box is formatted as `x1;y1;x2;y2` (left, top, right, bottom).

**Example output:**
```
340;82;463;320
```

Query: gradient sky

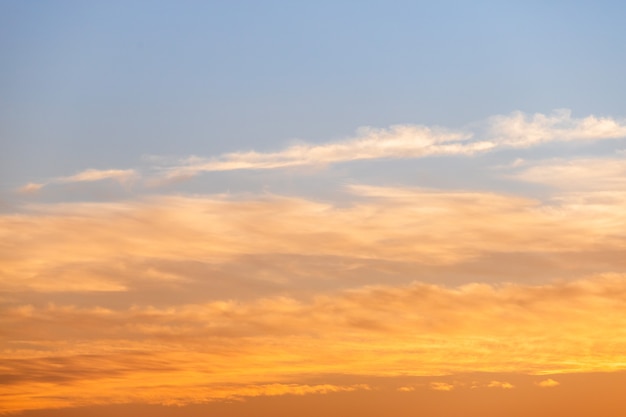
2;1;626;416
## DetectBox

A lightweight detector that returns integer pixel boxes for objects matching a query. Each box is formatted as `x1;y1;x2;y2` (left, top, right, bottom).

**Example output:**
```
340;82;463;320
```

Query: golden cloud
536;378;560;388
3;274;626;412
3;184;625;293
3;181;626;413
430;382;455;391
487;380;515;389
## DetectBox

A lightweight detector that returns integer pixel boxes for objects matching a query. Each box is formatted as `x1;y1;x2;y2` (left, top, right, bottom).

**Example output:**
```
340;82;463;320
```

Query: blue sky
3;1;626;193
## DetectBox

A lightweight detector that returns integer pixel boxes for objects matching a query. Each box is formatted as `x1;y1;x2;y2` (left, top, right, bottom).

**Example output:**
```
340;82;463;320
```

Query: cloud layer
4;184;626;294
4;109;626;414
3;179;626;412
3;275;626;412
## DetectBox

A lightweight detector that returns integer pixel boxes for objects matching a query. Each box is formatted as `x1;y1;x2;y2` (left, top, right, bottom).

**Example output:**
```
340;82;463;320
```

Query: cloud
4;172;626;413
3;182;626;295
18;110;626;191
157;125;483;180
430;382;455;391
514;158;626;190
3;274;626;413
486;109;626;147
56;168;137;184
536;378;560;388
5;102;626;417
5;275;626;372
487;381;514;389
17;182;45;194
149;110;626;180
17;169;137;193
3;183;626;294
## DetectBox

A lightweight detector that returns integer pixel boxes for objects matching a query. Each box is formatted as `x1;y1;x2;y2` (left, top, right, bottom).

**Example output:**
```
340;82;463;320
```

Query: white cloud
19;110;626;191
158;125;481;180
150;110;626;180
486;109;626;147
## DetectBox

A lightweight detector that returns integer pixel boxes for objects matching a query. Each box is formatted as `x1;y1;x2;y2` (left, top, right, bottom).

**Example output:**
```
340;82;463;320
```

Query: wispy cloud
16;110;626;191
5;109;626;414
514;157;626;190
16;168;137;193
55;168;137;184
4;184;626;293
17;182;45;194
157;125;482;181
153;110;626;180
3;184;626;412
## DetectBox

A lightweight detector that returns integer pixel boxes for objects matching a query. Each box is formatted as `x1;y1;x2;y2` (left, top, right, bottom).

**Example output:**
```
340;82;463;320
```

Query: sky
2;1;626;416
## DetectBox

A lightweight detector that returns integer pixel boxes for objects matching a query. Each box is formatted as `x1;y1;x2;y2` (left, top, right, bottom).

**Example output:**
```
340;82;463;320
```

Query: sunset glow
2;2;626;416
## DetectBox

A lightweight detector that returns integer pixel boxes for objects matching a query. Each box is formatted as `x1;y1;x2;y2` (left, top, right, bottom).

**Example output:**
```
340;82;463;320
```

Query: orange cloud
3;180;626;413
536;378;560;388
17;182;45;194
430;382;455;391
3;275;626;413
3;184;625;293
56;168;137;184
487;380;515;389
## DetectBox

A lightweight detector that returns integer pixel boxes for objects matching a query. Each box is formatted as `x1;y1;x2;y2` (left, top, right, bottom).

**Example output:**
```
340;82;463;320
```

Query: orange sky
3;183;626;414
8;372;626;417
3;3;626;415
